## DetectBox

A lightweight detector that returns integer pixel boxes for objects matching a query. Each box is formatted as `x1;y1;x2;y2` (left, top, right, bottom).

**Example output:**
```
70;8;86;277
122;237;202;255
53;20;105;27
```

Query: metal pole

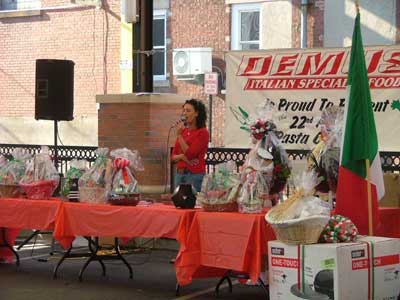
139;0;153;92
300;0;308;48
208;95;212;145
54;120;58;170
132;21;141;92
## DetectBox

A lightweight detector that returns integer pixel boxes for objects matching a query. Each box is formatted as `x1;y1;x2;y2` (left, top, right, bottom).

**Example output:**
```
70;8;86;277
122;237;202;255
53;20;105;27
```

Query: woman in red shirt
171;99;209;192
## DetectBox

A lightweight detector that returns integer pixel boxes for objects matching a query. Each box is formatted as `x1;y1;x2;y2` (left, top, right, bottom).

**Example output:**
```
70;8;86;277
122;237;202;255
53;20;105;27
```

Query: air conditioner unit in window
173;48;212;80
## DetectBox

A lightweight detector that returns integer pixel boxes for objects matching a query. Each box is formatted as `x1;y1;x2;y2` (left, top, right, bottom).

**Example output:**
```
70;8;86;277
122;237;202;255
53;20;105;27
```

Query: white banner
225;46;400;151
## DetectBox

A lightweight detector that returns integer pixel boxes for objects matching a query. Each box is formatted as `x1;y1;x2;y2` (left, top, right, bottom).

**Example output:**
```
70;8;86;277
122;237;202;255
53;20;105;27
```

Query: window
0;0;40;10
153;9;167;81
231;3;260;50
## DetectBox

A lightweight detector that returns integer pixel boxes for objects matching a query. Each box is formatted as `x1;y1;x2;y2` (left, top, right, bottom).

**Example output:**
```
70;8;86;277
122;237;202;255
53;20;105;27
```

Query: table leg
114;238;133;278
53;245;73;279
1;227;20;266
215;270;270;300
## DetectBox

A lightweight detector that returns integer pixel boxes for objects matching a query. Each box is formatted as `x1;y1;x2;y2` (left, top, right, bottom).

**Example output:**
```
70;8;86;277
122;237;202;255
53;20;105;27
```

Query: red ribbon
113;157;130;184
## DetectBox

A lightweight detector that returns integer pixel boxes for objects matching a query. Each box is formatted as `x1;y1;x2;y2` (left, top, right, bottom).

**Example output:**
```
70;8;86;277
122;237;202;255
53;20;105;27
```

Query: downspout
301;0;309;48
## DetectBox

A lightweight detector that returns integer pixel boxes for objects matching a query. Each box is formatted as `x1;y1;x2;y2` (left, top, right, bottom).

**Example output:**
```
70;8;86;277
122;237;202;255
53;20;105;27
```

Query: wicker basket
79;186;107;204
265;213;330;244
20;180;58;200
108;193;140;206
202;201;238;212
0;184;23;198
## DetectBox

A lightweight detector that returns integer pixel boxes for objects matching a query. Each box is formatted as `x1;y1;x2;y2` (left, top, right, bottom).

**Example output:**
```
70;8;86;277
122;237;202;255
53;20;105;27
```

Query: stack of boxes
268;236;400;300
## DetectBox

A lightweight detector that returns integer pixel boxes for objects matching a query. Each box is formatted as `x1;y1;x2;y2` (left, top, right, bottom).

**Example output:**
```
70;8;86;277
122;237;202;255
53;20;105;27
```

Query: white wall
260;0;292;49
0;116;98;146
324;0;396;47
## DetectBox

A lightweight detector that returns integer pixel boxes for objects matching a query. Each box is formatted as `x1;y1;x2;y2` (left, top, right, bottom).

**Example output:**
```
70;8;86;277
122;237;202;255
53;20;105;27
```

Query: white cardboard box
268;236;400;300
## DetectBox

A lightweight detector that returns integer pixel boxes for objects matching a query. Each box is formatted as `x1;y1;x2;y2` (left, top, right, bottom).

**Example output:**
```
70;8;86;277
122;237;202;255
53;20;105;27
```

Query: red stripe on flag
336;166;379;235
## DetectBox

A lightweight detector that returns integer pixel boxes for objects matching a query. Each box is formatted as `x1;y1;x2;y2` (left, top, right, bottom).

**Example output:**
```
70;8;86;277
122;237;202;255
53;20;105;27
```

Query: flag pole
366;159;373;235
355;0;360;13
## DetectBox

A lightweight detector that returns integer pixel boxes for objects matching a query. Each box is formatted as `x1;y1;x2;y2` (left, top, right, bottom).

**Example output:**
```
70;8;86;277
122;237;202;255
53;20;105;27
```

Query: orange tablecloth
0;198;62;261
53;202;197;249
175;210;276;286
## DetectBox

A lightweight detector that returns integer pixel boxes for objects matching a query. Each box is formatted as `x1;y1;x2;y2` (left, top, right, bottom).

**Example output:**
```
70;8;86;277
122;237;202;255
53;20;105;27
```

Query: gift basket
265;171;331;244
19;146;59;199
308;106;343;195
0;149;31;198
198;161;240;212
231;100;291;212
61;159;88;201
78;148;112;204
108;148;144;206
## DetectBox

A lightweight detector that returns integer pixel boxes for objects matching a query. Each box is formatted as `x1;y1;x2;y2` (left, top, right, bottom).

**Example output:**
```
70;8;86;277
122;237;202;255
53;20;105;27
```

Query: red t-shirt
172;127;209;174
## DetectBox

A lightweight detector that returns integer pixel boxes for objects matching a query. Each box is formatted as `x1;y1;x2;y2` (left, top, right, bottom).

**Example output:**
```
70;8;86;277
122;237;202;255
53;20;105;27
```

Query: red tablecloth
0;198;62;261
175;210;276;286
53;202;197;249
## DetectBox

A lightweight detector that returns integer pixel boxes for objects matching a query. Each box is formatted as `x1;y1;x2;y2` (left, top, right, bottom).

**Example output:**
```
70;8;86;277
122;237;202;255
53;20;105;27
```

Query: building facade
0;0;399;147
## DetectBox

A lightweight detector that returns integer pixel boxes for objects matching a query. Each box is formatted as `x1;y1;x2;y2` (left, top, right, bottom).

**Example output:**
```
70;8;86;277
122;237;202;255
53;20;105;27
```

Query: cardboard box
268;236;400;300
379;173;400;207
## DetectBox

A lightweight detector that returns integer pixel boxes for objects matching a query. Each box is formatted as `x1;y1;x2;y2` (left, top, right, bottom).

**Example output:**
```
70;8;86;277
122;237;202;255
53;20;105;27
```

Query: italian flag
335;12;385;235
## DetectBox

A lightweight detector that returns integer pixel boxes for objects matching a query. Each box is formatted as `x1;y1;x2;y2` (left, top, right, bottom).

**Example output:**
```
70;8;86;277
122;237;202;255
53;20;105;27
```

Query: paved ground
0;236;268;300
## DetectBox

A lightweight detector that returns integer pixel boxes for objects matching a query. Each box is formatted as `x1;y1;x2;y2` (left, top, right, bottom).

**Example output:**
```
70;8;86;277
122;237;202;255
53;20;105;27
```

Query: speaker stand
54;120;58;170
17;121;61;254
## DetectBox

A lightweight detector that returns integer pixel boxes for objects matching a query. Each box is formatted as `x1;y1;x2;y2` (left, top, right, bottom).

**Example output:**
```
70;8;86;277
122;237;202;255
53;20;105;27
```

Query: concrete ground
0;235;268;300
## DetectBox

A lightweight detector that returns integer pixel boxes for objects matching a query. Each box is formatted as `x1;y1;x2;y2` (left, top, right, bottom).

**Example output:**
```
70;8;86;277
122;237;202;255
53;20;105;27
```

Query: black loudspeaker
35;59;74;121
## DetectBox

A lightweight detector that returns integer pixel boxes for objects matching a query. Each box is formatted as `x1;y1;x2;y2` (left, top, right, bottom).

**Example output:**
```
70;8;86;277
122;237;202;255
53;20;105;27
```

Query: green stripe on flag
341;12;378;178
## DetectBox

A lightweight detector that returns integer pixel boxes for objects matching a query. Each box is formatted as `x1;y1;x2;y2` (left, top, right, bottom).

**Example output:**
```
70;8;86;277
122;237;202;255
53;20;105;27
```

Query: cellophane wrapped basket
0;184;22;198
108;193;140;206
201;200;238;212
265;171;331;244
0;150;30;198
198;162;240;212
78;148;112;204
265;214;330;244
79;186;107;204
19;147;59;200
20;180;58;200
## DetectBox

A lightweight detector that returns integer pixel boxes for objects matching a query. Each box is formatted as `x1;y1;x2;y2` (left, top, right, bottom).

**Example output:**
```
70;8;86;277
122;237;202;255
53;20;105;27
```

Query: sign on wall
204;72;219;95
225;46;400;151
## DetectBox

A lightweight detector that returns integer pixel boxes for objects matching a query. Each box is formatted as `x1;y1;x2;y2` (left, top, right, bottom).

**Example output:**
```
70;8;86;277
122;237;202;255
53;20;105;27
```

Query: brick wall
98;101;183;189
0;0;121;118
154;0;230;147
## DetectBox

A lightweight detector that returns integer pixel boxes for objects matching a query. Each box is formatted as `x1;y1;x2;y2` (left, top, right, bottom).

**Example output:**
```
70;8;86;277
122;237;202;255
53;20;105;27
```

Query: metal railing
170;147;400;191
0;144;98;175
1;144;399;189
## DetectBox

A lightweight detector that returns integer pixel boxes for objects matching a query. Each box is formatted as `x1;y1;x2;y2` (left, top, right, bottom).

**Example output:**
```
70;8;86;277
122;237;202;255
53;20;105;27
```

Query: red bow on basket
113;157;131;184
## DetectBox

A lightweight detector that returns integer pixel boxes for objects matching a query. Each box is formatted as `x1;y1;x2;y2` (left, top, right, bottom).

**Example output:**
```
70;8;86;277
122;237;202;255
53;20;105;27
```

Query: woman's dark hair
184;98;207;128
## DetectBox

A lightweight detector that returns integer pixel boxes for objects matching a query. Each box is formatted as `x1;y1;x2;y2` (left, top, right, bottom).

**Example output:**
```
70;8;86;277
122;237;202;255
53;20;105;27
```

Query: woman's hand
172;154;198;166
175;121;185;136
172;154;184;163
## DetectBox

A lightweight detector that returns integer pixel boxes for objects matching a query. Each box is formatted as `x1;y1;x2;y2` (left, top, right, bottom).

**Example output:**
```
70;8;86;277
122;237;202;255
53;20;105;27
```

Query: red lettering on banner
366;50;383;73
271;257;299;268
237;56;272;76
380;51;400;74
352;259;370;270
296;52;345;76
271;54;299;76
235;48;400;90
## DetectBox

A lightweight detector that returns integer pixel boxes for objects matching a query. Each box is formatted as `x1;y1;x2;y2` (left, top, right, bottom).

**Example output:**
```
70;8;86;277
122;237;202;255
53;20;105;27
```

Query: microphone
171;116;187;127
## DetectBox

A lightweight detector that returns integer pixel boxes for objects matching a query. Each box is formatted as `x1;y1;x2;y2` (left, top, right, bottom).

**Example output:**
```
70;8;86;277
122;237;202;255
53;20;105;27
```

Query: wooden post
366;159;373;235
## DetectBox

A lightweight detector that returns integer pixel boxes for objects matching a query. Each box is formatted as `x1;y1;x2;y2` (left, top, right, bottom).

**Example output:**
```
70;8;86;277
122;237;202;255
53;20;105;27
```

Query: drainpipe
301;0;309;48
